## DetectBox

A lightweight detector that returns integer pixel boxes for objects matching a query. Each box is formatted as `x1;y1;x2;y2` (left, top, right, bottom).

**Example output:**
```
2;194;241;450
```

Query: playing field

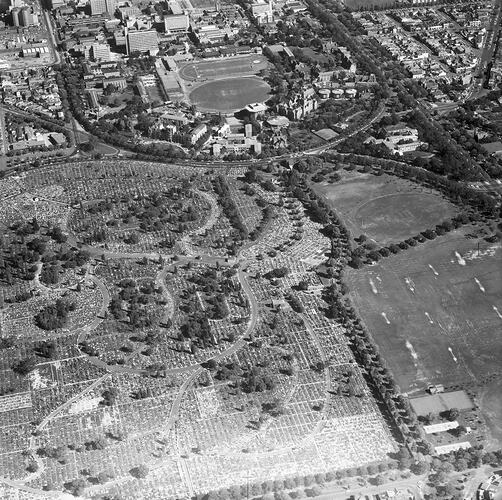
179;55;268;82
345;228;502;394
189;76;271;113
314;172;458;245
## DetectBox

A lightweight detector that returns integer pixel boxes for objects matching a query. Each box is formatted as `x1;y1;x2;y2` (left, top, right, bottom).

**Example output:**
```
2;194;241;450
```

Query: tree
454;458;468;471
438;483;457;498
307;485;322;497
431;471;448;486
66;478;87;496
374;475;385;486
96;471;113;484
12;356;37;376
274;491;291;500
35;299;76;331
130;464;149;479
443;408;459;421
410;461;429;475
101;388;119;406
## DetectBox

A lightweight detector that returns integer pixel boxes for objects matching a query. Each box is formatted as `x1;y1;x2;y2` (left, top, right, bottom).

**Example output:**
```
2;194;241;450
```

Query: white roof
424;421;458;434
245;102;267;112
164;14;189;30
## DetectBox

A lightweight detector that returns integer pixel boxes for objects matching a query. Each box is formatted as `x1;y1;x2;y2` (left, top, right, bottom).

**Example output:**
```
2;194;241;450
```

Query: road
0;104;7;171
40;0;60;66
179;103;387;169
315;476;424;500
465;0;502;100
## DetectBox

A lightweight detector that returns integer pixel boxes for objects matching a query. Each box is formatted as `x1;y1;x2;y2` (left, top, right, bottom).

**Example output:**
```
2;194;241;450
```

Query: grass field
345;227;502;394
189;76;271;113
314;172;458;245
179;55;268;82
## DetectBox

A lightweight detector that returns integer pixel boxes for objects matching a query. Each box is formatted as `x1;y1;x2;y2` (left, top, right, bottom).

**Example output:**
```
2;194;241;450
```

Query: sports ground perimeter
178;54;268;82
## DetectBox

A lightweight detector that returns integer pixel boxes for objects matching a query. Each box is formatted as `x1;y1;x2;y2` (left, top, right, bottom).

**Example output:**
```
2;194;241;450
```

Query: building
164;14;189;36
49;0;65;9
19;6;39;26
86;89;100;110
155;60;183;101
102;77;127;89
11;6;20;26
189;123;208;145
126;29;159;55
49;132;67;146
90;0;115;15
118;5;140;20
90;43;111;61
250;0;273;24
367;123;424;155
212;134;262;155
279;88;318;120
194;25;234;44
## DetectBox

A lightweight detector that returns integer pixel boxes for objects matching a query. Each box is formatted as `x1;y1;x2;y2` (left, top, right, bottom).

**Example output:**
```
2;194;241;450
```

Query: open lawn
314;172;458;245
189;76;271;113
345;227;502;394
179;55;268;82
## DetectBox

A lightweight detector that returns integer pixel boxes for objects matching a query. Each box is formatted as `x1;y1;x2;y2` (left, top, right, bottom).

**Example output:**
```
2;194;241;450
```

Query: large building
250;0;273;24
126;29;158;55
20;6;39;26
89;0;115;15
90;43;111;61
11;6;20;25
164;14;189;36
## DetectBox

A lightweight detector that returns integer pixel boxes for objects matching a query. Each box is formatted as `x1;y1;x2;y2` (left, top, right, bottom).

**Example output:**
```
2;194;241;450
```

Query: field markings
493;306;502;320
404;277;415;293
448;347;458;363
428;264;439;276
474;277;486;293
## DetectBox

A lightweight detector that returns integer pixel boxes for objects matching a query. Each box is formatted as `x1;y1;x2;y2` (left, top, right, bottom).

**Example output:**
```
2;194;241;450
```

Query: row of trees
322;151;499;217
213;175;249;242
348;213;474;269
194;463;399;500
282;164;423;455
